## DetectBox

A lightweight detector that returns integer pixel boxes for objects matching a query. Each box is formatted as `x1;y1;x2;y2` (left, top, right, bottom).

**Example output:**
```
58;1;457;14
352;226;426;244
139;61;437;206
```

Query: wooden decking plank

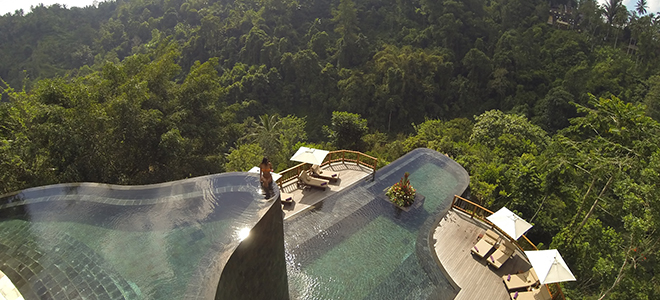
433;210;532;300
281;162;373;220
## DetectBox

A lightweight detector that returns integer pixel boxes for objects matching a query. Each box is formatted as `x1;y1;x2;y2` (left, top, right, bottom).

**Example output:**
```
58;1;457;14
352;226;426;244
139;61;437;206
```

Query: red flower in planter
386;172;416;207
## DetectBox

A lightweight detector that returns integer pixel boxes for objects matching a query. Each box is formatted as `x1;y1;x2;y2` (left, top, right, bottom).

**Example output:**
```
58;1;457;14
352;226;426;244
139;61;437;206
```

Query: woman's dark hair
261;157;269;165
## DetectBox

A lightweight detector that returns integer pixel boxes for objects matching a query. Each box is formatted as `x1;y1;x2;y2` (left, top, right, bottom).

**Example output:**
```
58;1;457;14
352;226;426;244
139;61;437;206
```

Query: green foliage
243;114;282;160
532;86;576;133
471;110;548;160
225;143;265;172
325;111;368;151
274;115;308;170
241;114;309;170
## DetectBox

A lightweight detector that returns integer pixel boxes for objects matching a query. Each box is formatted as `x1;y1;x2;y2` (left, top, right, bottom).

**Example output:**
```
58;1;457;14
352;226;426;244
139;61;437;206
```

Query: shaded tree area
0;39;248;190
2;0;660;135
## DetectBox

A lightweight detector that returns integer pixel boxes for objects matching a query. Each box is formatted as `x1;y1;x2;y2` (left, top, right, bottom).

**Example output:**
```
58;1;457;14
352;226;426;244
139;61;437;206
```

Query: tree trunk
597;240;632;300
605;25;611;42
530;194;548;223
573;176;613;238
569;177;596;229
627;38;633;55
614;28;619;48
388;109;392;133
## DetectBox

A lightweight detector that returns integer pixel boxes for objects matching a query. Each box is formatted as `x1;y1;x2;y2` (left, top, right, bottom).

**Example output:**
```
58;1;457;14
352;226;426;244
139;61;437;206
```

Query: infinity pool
284;148;470;299
0;173;278;299
0;148;468;300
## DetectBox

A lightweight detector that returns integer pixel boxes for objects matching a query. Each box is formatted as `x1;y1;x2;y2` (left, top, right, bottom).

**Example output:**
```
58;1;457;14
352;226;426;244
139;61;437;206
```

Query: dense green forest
2;0;660;298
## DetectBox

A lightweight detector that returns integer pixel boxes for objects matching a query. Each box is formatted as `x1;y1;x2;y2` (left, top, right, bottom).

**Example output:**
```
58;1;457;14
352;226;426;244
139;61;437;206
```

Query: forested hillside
2;0;660;298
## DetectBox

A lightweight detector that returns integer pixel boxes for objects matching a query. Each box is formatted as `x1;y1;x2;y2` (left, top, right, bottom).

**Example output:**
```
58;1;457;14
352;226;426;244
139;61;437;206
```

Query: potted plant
386;172;416;207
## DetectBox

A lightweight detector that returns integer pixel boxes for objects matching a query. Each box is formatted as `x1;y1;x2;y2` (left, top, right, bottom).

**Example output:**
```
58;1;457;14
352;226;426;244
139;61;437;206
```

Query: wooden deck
280;162;374;220
433;209;533;300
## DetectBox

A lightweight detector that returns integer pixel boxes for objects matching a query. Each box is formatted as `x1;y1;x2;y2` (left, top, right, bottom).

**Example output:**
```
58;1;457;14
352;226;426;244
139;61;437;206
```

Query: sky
1;0;659;17
0;0;99;15
598;0;659;15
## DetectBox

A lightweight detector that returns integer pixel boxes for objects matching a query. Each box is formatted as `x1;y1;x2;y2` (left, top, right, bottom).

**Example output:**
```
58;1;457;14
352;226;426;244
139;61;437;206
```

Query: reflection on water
237;227;251;241
0;173;278;299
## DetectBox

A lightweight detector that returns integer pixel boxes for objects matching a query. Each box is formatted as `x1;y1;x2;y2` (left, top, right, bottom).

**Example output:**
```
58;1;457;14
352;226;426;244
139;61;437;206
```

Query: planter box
380;191;425;212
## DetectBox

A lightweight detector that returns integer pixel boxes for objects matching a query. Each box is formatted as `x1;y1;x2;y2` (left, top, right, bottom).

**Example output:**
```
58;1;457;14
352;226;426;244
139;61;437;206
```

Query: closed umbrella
524;249;576;284
290;147;329;165
487;207;533;240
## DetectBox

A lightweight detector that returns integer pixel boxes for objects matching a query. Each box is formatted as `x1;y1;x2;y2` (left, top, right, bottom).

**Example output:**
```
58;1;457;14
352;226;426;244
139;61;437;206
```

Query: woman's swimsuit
260;165;273;180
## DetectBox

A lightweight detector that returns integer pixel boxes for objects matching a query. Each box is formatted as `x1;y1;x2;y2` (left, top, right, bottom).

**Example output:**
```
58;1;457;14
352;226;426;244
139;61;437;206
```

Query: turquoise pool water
0;148;468;300
284;149;469;299
0;173;277;300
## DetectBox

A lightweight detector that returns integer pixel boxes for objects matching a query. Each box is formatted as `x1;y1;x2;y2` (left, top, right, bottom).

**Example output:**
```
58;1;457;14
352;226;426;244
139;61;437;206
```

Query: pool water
0;173;277;300
284;149;469;300
0;148;467;300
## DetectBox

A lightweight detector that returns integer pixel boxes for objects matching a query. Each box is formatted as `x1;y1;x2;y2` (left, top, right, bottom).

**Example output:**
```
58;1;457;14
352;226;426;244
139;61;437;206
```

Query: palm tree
603;0;623;42
604;0;623;25
243;114;282;161
612;7;630;48
636;0;648;15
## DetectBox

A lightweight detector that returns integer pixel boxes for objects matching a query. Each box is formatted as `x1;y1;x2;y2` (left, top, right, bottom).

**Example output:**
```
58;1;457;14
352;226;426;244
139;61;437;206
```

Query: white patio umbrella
290;147;329;165
486;207;533;240
524;249;576;284
248;166;282;181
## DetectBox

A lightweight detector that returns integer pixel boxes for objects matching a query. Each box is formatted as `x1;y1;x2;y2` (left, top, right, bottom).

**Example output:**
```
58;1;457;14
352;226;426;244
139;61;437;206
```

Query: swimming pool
0;173;285;299
0;148;468;300
284;148;469;299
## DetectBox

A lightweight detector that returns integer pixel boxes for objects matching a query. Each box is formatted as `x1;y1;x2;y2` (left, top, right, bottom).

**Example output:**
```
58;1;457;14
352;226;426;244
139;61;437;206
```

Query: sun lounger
310;164;339;182
502;268;539;291
487;239;517;268
509;285;552;300
470;229;500;258
298;171;329;190
280;192;293;204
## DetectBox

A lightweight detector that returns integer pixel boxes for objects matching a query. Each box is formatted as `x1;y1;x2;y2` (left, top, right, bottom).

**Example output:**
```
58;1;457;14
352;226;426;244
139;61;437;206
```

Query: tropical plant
243;114;282;161
636;0;648;15
604;0;624;25
386;172;416;207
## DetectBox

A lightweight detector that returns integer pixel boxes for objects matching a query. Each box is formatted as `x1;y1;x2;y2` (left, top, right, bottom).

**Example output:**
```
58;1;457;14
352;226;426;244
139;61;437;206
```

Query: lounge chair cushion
299;171;329;189
311;164;339;181
471;230;500;258
488;240;517;268
483;229;500;244
508;285;551;300
471;238;495;258
281;192;294;204
503;268;539;291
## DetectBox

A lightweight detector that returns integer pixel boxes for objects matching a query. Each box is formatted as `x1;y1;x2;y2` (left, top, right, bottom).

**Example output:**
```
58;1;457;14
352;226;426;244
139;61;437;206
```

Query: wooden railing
450;195;566;300
276;150;378;187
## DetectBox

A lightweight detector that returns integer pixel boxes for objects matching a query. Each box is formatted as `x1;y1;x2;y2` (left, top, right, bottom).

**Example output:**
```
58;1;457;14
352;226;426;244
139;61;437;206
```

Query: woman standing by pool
259;157;274;189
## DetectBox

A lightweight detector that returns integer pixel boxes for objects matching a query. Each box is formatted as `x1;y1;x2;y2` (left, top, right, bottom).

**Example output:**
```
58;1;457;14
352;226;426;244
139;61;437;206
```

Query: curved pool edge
214;194;290;300
0;172;271;209
0;172;288;300
407;148;469;296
